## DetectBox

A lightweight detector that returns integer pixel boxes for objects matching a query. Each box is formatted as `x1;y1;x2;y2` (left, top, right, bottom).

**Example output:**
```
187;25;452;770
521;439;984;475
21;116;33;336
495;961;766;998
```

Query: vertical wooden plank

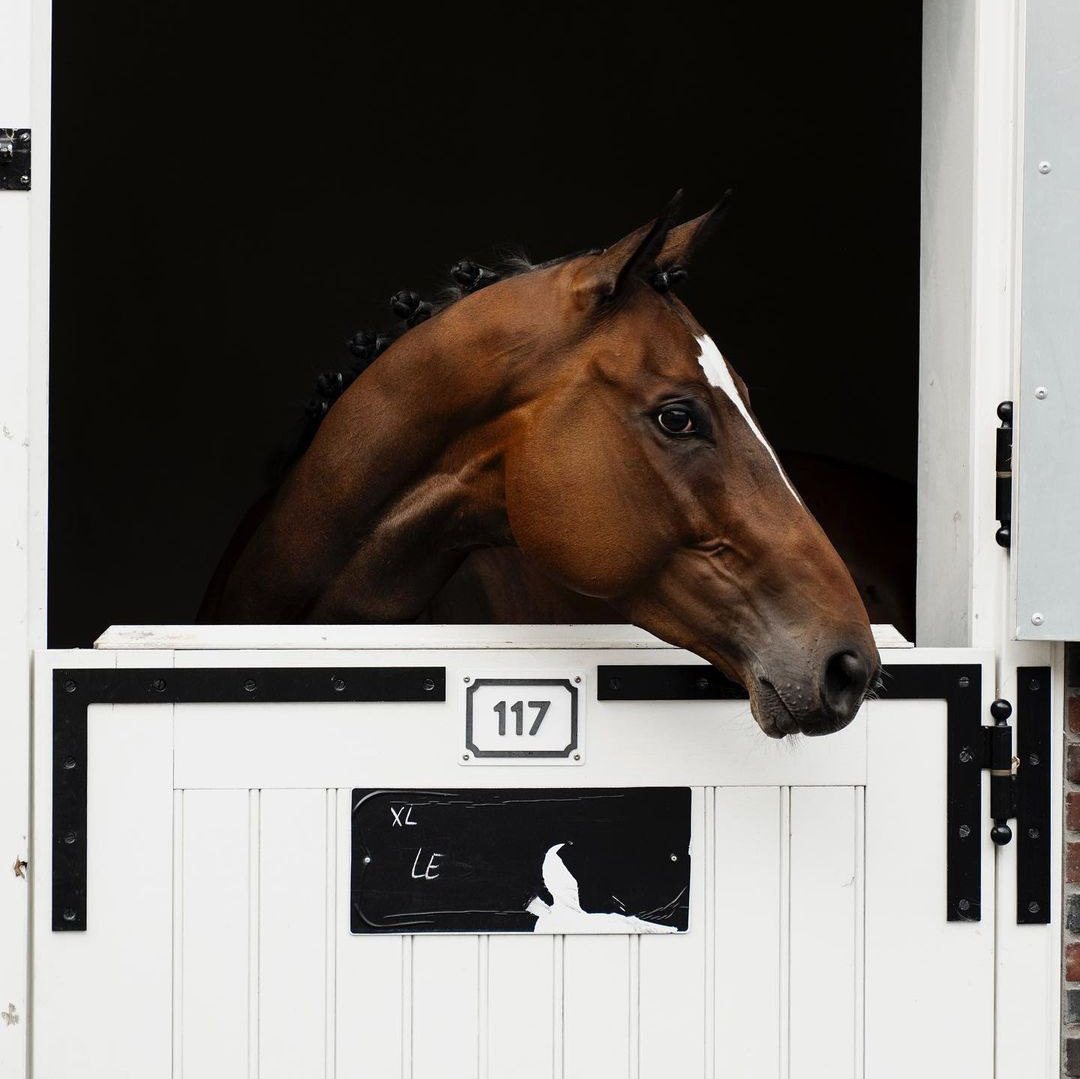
562;935;630;1079
181;789;252;1078
412;935;480;1079
259;789;328;1079
488;935;555;1079
325;790;337;1079
865;701;995;1077
335;789;405;1078
788;787;857;1079
249;789;261;1079
713;786;783;1079
638;787;705;1078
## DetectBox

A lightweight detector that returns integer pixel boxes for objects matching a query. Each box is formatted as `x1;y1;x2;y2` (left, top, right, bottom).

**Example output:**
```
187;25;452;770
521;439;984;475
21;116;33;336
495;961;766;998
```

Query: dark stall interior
48;1;922;646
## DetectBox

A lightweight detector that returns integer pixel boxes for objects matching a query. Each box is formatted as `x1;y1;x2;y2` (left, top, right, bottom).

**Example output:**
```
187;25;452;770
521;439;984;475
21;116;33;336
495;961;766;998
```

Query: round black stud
62;908;77;922
995;525;1011;548
332;677;346;693
63;831;77;845
991;823;1012;845
62;756;77;771
695;676;710;691
63;679;77;694
390;289;421;320
997;400;1013;424
990;698;1012;723
151;678;167;693
243;678;257;694
422;677;436;692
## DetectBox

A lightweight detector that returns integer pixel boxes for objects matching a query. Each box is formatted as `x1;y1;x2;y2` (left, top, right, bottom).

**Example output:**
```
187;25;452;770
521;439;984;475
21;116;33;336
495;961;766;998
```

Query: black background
49;1;922;646
351;787;692;932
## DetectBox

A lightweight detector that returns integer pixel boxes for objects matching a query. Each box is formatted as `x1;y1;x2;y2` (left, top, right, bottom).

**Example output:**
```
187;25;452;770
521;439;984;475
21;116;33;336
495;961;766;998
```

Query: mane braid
264;244;659;489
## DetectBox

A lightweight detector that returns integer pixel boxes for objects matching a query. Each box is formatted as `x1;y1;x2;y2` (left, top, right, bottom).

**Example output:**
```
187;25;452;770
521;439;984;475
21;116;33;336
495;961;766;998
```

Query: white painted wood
411;936;480;1079
562;936;630;1079
258;789;328;1079
713;786;783;1079
864;699;995;1077
788;787;857;1079
638;788;704;1078
0;0;38;1071
32;652;175;1078
487;935;556;1079
97;623;913;651
335;794;405;1077
180;789;252;1079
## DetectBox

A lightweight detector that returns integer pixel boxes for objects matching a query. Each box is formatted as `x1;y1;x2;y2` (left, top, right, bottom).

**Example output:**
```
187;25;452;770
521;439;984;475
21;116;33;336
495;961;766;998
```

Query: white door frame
0;0;1064;1074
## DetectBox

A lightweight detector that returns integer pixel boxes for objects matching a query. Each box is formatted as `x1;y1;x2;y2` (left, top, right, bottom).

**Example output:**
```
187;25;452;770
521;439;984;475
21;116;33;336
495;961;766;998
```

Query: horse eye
656;406;696;436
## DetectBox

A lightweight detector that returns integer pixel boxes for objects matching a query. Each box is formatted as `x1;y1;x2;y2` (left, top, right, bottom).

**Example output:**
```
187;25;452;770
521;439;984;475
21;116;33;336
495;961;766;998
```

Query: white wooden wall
32;642;999;1078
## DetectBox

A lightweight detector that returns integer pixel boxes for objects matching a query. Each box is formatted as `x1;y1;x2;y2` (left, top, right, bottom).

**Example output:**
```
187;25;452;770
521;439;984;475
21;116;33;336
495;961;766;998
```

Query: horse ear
574;191;683;305
654;189;733;270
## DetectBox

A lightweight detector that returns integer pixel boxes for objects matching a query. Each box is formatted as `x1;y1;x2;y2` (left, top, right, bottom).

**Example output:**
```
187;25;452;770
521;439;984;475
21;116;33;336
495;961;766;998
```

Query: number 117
494;699;551;736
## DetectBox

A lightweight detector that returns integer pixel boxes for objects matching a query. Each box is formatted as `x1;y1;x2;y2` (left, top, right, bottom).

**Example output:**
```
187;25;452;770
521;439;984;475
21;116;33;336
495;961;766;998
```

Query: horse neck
266;324;525;621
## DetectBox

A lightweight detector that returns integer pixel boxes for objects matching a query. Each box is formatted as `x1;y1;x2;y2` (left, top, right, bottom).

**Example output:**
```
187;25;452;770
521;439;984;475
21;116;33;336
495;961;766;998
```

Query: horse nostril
822;650;872;726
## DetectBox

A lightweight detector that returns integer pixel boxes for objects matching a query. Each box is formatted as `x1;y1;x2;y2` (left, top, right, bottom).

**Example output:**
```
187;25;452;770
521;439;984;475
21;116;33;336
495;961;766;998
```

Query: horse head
210;195;879;737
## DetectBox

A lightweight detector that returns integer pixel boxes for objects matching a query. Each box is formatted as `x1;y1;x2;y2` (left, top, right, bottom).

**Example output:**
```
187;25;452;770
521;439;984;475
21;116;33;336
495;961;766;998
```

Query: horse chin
747;679;801;739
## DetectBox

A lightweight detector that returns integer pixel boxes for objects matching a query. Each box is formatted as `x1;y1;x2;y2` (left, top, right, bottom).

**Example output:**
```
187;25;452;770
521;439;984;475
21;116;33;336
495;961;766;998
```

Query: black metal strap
1015;667;1051;924
598;662;984;922
52;665;446;932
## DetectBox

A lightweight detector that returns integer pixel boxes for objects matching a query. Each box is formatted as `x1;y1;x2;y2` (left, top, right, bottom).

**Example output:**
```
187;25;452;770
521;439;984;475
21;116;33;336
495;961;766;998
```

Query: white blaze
695;333;801;502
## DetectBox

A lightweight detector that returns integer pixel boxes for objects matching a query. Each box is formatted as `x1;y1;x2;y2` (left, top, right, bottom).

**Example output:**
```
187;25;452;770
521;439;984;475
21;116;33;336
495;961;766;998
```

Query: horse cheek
505;437;658;600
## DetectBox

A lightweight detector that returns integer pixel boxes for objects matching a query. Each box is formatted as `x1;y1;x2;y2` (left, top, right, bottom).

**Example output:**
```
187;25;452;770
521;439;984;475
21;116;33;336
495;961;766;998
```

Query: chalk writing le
411;850;443;880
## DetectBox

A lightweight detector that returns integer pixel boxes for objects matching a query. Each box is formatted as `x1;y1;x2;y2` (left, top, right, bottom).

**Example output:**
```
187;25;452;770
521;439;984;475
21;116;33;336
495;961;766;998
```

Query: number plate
463;676;582;764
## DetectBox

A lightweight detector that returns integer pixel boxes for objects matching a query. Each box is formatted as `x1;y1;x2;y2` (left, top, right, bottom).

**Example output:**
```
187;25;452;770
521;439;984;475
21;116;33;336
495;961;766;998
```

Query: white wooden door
32;638;996;1078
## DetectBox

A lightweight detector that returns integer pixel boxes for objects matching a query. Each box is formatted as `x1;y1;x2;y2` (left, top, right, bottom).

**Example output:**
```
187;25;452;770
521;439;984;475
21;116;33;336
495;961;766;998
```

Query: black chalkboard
351;788;691;934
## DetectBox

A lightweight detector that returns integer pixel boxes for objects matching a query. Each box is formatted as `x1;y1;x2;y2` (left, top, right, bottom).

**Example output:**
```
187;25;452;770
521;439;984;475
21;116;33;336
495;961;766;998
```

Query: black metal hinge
981;672;1051;923
995;400;1013;548
0;129;31;190
52;665;446;932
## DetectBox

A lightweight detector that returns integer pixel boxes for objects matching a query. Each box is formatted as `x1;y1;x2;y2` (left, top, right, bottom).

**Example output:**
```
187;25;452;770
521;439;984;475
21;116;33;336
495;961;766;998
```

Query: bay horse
202;197;879;737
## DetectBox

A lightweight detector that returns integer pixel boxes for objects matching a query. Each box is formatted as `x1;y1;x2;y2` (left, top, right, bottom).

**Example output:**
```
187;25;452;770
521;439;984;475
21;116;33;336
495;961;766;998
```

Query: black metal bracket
1015;667;1051;924
52;665;446;932
0;129;31;190
995;400;1013;548
598;662;987;922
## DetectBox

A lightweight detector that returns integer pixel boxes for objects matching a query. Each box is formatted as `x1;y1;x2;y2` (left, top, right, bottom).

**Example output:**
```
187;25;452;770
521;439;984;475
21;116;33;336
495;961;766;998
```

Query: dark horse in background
202;196;888;738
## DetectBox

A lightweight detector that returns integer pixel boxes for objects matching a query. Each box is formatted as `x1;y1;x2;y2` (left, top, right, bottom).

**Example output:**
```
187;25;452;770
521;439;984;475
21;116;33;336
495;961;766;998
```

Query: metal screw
959;746;975;764
1038;161;1052;174
363;856;372;865
609;677;621;691
463;677;471;684
62;831;77;845
574;676;581;684
670;853;678;862
1035;386;1048;400
1029;678;1042;692
957;676;970;690
573;753;581;761
19;174;28;185
462;753;470;761
695;676;710;691
958;898;971;912
62;908;76;922
18;131;29;141
422;677;435;692
958;824;971;838
1028;827;1040;840
62;756;76;770
332;677;345;692
243;678;257;693
150;678;166;693
63;679;77;694
1028;900;1041;914
1028;753;1041;767
1031;612;1044;626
